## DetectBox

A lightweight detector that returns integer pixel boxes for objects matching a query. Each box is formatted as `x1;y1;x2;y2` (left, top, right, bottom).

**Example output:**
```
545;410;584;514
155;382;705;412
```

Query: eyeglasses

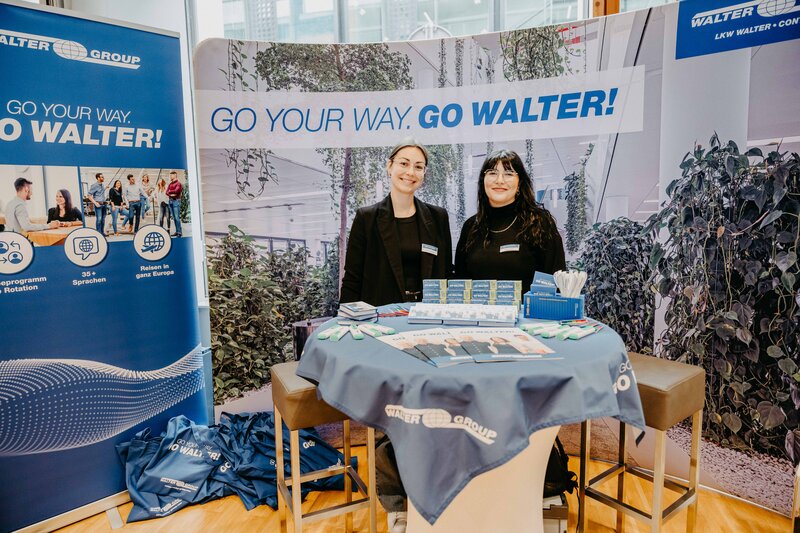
393;158;426;175
484;170;518;181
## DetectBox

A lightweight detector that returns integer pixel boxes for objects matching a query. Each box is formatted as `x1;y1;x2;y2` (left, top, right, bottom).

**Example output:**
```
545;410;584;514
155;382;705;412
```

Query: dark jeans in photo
94;204;106;233
159;201;171;230
126;201;141;232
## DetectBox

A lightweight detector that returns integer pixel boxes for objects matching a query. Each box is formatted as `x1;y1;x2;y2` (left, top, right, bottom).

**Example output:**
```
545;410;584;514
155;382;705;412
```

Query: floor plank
55;447;791;532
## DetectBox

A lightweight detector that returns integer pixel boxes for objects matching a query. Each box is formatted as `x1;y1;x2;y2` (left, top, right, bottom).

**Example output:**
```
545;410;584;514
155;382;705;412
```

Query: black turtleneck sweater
454;201;566;289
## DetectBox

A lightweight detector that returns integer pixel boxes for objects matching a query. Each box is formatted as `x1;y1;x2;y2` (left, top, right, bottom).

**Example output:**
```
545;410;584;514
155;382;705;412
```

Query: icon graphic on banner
0;233;34;275
133;225;171;261
141;231;166;253
73;236;99;260
64;228;108;267
53;39;88;60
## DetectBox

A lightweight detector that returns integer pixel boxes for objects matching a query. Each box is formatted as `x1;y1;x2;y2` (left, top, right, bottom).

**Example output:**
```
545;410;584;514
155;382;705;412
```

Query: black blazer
341;195;452;306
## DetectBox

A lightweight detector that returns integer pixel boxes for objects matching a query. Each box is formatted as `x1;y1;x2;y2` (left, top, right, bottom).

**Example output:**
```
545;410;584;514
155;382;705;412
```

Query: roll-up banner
0;2;207;531
195;0;799;518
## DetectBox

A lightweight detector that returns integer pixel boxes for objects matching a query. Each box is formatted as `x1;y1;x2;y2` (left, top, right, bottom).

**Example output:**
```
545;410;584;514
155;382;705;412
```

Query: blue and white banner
0;2;206;531
197;66;644;149
677;0;800;59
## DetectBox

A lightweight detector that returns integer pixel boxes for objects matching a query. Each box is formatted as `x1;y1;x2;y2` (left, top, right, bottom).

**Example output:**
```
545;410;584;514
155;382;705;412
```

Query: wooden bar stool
578;352;706;533
271;361;377;533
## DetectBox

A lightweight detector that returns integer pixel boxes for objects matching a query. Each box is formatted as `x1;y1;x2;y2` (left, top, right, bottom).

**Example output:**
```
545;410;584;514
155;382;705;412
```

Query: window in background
502;0;582;30
620;0;673;12
223;0;335;43
219;0;676;43
346;0;383;43
415;0;491;38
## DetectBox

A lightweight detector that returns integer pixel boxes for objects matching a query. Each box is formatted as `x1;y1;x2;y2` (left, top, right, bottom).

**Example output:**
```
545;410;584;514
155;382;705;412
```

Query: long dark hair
466;149;560;250
59;189;74;214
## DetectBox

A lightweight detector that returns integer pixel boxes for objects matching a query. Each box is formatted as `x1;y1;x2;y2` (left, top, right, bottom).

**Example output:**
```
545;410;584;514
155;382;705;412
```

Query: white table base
408;425;561;533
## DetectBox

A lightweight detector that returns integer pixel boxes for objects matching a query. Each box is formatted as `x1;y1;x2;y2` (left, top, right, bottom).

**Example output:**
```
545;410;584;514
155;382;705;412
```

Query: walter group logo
0;28;141;69
691;0;800;28
385;405;498;445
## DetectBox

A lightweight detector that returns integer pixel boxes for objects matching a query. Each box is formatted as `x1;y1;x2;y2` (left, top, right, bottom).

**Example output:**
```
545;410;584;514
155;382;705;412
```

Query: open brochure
377;327;554;367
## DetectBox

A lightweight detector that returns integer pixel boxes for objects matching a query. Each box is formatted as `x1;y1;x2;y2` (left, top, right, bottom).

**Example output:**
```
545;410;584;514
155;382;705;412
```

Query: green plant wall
578;218;654;354
207;225;338;403
646;135;800;464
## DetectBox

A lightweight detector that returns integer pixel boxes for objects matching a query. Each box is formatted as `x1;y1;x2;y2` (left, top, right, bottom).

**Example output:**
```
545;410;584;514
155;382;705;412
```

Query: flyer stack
422;279;521;306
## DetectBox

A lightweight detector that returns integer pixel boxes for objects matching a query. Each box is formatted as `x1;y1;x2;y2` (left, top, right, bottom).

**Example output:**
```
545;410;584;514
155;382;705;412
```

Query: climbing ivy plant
645;135;800;463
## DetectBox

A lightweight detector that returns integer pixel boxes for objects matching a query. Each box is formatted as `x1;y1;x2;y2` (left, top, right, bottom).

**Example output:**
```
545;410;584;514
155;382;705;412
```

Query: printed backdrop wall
196;1;800;515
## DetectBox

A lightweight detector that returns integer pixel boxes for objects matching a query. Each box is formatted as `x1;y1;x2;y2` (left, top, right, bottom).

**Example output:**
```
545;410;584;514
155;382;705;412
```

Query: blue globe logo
141;232;165;254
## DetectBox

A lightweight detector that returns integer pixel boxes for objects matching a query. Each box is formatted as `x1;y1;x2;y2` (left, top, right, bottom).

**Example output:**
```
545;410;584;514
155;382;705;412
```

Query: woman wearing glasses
341;138;452;533
455;149;565;288
341;137;452;307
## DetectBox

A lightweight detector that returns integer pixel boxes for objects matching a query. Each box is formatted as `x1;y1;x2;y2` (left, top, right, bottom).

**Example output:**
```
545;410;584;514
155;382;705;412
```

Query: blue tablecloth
296;306;645;524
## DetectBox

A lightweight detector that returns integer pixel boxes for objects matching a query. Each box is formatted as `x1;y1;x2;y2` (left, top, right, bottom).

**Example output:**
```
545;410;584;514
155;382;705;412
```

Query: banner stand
15;492;129;533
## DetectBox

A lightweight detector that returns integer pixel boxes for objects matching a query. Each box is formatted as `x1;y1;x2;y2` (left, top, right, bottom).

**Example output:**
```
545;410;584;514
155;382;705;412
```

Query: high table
26;226;79;246
297;306;645;532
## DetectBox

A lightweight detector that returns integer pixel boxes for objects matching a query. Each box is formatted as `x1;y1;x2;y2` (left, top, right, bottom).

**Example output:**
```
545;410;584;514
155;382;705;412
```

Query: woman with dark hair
47;189;83;226
341;137;452;306
455;149;565;288
341;138;452;533
107;179;126;236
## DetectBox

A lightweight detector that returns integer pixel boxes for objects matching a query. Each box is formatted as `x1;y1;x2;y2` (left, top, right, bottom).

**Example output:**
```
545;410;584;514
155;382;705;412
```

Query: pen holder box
524;292;585;320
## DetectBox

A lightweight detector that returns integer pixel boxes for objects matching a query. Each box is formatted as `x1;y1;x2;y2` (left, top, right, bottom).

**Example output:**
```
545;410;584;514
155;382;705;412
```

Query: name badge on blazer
500;244;520;253
421;243;439;256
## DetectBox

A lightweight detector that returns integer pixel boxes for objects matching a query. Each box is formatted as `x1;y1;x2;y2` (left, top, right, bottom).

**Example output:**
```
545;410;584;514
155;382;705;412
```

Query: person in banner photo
341;137;453;306
86;172;108;234
5;178;59;233
122;173;144;233
107;179;127;237
340;138;453;533
166;170;183;237
156;177;171;232
455;149;565;289
47;189;83;226
140;174;154;220
489;336;522;355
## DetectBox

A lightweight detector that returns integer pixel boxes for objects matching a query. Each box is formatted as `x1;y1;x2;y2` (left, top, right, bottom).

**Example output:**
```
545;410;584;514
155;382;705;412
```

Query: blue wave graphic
0;346;205;456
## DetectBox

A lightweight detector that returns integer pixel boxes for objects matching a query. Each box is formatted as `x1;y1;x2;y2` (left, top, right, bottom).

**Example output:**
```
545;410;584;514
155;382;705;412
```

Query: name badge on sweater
421;243;438;256
500;244;520;253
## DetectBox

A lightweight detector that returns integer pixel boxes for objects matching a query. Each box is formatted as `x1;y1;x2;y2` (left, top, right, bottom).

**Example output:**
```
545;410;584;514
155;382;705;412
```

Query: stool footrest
585;463;698;525
586;486;652;523
281;465;371;520
300;498;372;524
587;463;625;487
626;465;688;494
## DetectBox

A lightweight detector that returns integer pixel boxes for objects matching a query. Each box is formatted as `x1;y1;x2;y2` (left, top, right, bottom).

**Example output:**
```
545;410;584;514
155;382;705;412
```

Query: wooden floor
57;446;791;532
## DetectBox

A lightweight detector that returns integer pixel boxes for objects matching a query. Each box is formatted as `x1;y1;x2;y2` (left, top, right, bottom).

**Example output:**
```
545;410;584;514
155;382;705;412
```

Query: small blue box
524;291;584;320
447;279;472;289
531;272;557;295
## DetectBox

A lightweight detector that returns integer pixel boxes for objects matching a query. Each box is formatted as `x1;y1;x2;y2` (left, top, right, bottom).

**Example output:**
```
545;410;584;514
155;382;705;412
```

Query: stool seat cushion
271;361;348;430
629;352;705;431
